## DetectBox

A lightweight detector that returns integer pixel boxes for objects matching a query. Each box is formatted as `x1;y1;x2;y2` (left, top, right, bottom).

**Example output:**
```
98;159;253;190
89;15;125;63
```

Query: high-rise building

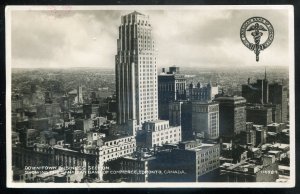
158;66;186;120
214;96;246;138
191;101;219;140
115;12;158;134
269;82;288;123
242;69;268;104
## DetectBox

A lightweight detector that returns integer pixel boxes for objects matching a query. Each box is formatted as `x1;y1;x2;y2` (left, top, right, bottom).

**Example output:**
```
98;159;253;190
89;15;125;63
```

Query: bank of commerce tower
115;11;158;135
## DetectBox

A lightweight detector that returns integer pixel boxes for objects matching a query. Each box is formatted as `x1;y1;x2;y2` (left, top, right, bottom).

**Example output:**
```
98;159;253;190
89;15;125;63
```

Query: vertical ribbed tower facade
116;11;158;132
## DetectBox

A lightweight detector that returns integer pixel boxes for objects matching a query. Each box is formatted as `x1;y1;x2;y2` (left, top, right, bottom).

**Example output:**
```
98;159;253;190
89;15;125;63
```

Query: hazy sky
9;7;292;69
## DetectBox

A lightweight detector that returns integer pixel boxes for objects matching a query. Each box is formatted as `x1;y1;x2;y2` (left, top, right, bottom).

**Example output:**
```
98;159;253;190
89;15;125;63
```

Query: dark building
158;66;186;120
169;101;193;141
104;156;155;182
148;141;220;182
60;94;72;112
83;104;99;118
269;82;288;123
242;69;268;104
45;91;53;104
27;118;49;131
12;94;23;112
65;130;85;150
239;129;256;146
267;123;286;133
253;125;267;146
246;105;272;126
214;96;246;138
264;104;281;123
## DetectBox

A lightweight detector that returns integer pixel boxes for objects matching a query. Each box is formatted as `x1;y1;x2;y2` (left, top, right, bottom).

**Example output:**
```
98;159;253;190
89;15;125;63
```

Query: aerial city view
10;10;291;183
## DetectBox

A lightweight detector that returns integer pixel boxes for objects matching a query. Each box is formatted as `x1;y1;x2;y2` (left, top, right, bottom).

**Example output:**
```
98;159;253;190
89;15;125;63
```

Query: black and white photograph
5;5;295;188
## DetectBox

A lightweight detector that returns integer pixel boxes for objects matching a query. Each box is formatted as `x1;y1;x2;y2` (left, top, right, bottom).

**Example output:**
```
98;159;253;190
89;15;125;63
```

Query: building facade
246;105;273;126
158;67;186;120
169;101;193;141
191;101;219;140
148;140;220;182
115;12;158;135
143;120;181;148
188;82;218;102
269;83;288;123
214;96;247;138
242;70;269;104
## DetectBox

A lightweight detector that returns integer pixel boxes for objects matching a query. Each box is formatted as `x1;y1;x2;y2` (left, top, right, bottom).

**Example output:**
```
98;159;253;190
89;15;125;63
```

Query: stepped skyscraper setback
115;11;158;134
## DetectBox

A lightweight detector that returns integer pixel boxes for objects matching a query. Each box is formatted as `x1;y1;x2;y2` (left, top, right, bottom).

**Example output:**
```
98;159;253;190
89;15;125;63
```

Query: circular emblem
240;17;274;62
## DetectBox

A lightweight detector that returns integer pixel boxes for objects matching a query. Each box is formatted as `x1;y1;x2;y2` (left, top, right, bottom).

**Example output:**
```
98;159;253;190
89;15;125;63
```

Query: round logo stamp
240;17;274;62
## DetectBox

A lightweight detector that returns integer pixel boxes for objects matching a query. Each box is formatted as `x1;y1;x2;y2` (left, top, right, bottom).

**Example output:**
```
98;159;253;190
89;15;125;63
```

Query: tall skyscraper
115;12;158;134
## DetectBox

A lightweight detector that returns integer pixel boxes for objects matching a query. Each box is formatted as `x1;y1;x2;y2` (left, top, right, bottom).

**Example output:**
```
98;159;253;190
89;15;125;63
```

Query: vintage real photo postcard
5;5;295;188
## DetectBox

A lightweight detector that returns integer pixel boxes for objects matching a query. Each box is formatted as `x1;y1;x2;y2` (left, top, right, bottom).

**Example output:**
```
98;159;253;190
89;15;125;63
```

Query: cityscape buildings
9;11;291;185
242;69;269;104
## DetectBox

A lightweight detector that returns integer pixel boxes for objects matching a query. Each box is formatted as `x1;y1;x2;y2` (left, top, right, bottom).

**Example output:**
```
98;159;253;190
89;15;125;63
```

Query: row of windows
198;148;219;157
152;135;180;143
140;61;156;64
103;148;135;160
104;138;133;146
104;144;135;154
198;165;219;174
153;129;179;136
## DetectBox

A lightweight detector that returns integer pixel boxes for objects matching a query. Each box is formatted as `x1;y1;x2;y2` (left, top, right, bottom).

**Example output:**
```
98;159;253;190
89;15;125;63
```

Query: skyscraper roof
128;11;144;16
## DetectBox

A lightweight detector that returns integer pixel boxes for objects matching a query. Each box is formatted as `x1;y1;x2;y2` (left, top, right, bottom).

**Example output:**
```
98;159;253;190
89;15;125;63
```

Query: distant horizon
8;8;292;69
11;65;289;70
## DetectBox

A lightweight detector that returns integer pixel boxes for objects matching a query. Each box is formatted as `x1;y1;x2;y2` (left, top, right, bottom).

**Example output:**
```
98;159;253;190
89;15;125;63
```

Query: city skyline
7;6;294;187
10;7;291;69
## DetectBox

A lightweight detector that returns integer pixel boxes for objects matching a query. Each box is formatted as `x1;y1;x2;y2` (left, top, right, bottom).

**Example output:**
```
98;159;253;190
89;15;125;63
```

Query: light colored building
100;136;136;163
97;135;136;180
192;101;219;139
115;11;158;135
143;120;181;148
